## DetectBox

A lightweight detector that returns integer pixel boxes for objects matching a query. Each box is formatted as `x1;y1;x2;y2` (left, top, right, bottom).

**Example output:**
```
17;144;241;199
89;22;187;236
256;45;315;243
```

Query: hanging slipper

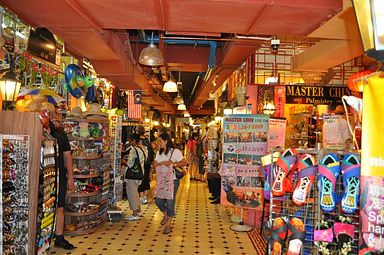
292;154;317;206
341;153;361;214
287;217;306;255
318;153;341;213
334;221;355;255
314;220;334;255
269;217;287;255
262;165;272;200
272;149;298;197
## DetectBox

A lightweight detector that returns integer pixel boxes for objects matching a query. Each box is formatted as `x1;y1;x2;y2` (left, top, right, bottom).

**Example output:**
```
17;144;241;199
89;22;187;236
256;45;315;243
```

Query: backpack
124;148;144;180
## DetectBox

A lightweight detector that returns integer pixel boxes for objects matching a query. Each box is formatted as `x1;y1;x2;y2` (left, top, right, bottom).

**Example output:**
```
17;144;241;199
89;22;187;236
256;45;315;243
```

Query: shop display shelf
72;155;103;160
68;136;103;141
67;190;101;197
64;221;106;236
73;173;102;179
65;208;100;217
65;118;109;123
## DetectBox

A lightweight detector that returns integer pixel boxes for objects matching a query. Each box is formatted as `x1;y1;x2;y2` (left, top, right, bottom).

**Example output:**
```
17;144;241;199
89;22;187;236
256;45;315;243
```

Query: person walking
137;125;154;204
123;133;148;221
48;108;76;250
154;133;187;234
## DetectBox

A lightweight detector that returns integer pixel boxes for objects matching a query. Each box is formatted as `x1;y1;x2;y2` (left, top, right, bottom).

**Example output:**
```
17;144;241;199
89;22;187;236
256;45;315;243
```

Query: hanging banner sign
285;85;350;105
267;118;286;150
221;115;269;209
359;74;384;254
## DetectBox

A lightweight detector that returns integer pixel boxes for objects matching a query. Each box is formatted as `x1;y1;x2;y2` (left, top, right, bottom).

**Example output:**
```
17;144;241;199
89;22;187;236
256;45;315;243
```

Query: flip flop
318;153;340;213
160;217;168;225
341;153;361;214
287;218;306;255
334;222;355;254
272;155;297;196
269;217;287;255
292;154;317;206
262;165;272;200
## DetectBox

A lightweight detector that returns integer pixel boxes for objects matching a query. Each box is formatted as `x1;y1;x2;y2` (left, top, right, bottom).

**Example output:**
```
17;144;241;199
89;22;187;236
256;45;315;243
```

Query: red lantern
348;70;373;92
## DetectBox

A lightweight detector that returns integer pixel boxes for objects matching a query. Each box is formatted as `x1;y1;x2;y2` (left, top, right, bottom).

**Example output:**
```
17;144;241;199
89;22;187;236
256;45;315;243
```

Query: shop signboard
359;74;384;254
220;115;269;209
285;85;350;105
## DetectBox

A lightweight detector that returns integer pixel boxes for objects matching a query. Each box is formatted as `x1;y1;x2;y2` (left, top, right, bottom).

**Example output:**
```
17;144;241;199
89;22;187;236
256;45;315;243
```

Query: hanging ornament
348;70;373;92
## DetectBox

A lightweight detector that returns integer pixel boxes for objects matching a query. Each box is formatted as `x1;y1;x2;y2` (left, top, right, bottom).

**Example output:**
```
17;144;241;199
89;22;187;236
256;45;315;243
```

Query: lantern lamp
353;0;384;63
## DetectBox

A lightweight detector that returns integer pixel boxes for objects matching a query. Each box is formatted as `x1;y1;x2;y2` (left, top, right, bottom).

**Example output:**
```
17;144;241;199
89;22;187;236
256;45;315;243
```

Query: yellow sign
361;73;384;177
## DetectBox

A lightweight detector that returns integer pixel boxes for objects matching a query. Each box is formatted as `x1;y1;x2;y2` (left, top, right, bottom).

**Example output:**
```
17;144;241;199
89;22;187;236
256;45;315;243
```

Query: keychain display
1;135;30;255
35;137;58;255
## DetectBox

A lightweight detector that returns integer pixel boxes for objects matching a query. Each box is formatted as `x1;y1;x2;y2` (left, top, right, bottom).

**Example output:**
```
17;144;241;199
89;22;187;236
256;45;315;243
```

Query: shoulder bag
125;148;144;180
170;149;185;179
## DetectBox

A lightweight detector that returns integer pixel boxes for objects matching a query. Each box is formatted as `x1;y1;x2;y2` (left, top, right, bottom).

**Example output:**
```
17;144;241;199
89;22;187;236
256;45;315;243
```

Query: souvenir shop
1;1;384;255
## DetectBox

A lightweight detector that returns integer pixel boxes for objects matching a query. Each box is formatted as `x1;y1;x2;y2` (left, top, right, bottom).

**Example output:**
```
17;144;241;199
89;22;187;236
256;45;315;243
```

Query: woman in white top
153;133;187;234
123;133;148;221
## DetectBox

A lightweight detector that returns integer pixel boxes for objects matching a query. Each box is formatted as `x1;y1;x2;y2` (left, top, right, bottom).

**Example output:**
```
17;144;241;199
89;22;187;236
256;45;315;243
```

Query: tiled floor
52;178;258;255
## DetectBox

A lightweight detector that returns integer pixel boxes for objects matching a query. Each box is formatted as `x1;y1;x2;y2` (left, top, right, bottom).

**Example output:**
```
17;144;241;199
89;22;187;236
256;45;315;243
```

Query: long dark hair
159;133;174;155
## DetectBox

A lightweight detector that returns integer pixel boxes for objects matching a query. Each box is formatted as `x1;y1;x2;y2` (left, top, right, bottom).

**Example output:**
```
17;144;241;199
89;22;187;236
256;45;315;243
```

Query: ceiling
0;0;345;115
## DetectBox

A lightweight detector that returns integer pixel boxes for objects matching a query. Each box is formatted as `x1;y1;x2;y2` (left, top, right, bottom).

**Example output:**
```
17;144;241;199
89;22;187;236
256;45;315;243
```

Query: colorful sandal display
272;149;298;197
292;154;317;206
334;221;355;254
269;217;287;255
318;153;340;213
287;218;306;255
341;153;361;214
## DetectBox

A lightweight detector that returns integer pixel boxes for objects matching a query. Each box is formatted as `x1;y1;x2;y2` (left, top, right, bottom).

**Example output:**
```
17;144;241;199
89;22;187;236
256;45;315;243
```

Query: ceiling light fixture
138;32;164;66
163;71;177;92
183;111;190;117
177;103;186;111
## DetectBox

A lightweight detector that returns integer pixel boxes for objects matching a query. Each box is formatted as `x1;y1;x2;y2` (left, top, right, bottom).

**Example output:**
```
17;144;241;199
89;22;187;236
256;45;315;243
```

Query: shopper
48;108;76;250
154;133;187;234
188;133;200;180
124;133;148;221
137;125;154;204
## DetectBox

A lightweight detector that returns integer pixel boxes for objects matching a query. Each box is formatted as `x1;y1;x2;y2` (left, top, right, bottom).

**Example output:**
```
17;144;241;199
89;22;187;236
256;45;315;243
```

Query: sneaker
210;199;220;204
137;212;144;217
55;238;76;250
126;215;139;221
141;198;148;205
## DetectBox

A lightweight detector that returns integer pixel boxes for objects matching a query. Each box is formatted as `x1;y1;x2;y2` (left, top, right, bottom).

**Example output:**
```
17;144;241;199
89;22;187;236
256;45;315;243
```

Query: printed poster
267;118;286;150
221;115;269;209
323;114;352;150
359;74;384;254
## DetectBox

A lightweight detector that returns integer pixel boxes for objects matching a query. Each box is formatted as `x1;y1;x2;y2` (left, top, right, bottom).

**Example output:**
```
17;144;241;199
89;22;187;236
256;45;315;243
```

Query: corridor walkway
52;178;259;255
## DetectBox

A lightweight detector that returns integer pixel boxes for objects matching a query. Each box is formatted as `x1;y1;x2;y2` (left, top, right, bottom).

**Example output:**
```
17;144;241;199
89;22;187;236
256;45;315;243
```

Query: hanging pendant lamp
138;32;164;66
177;103;186;111
163;71;177;92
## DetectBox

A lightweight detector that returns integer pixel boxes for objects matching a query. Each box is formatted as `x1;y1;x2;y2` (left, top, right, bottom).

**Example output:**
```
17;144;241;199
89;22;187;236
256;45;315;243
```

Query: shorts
57;169;67;208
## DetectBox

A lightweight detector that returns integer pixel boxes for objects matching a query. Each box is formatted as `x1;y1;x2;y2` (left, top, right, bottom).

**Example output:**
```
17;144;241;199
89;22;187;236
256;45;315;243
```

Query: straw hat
67;107;83;118
84;103;108;118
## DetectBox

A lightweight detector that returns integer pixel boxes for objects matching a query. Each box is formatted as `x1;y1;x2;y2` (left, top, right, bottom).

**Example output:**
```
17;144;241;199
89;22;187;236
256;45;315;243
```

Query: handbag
125;148;144;180
174;166;185;179
170;149;185;179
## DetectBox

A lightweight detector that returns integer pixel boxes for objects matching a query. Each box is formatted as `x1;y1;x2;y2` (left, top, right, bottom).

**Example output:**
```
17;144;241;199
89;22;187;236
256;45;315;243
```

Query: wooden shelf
68;136;103;141
73;173;102;179
72;155;103;160
65;208;100;217
64;221;105;236
65;118;109;123
67;190;101;197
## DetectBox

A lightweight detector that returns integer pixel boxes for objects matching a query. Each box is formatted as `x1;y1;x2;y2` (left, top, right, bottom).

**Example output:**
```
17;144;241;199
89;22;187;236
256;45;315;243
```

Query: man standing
49;108;76;250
